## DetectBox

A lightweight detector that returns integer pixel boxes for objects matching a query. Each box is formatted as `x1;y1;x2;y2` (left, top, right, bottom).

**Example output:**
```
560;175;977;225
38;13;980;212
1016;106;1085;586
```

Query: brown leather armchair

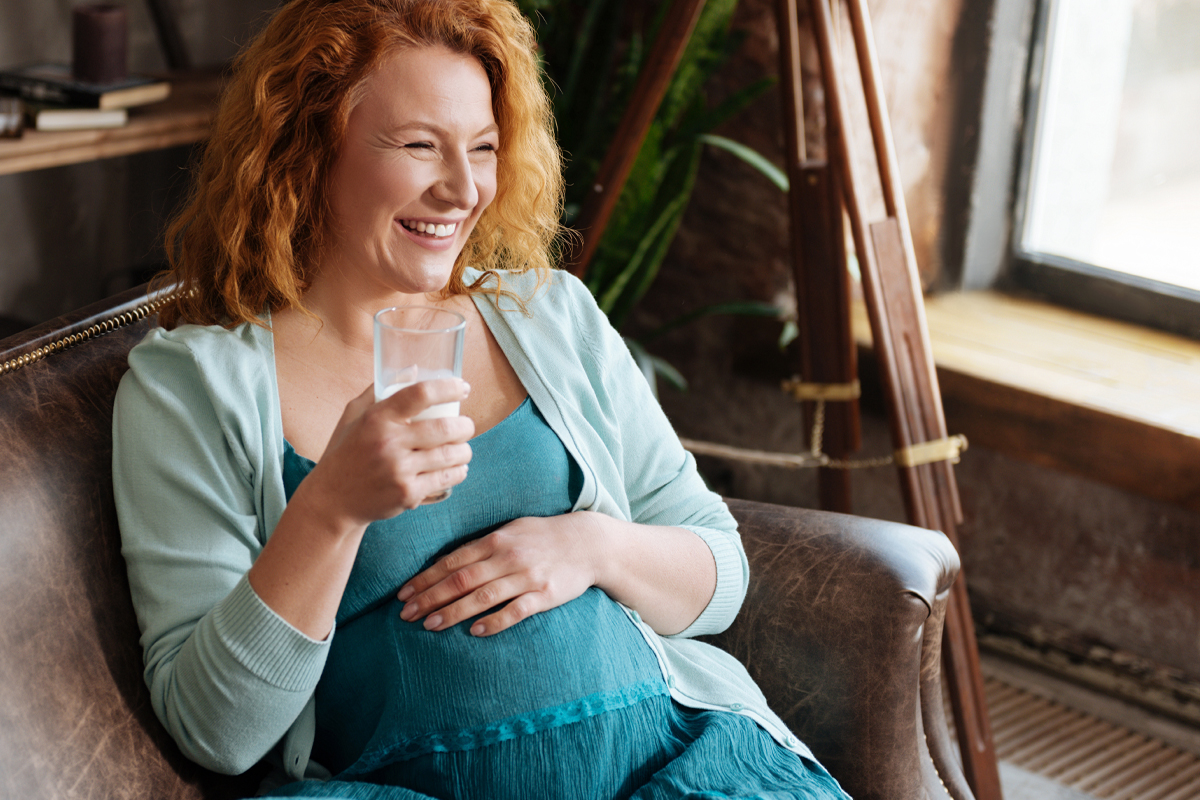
0;286;970;800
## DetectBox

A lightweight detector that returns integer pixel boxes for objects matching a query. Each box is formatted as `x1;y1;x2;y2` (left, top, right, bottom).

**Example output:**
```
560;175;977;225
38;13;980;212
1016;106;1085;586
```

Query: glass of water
374;305;466;502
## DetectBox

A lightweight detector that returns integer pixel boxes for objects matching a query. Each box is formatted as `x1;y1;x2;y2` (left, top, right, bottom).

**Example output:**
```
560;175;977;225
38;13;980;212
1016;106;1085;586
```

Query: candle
73;4;128;85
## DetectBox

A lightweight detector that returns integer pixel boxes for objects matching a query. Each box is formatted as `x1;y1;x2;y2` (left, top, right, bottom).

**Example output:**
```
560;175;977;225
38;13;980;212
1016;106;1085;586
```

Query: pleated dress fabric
267;397;848;800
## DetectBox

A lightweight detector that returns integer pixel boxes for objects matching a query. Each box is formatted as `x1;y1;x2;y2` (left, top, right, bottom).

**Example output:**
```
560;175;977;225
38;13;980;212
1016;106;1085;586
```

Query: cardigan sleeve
563;275;749;639
112;327;329;775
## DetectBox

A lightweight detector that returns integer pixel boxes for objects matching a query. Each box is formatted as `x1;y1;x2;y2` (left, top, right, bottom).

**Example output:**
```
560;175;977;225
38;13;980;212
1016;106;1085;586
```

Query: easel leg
798;0;1004;796
777;0;860;515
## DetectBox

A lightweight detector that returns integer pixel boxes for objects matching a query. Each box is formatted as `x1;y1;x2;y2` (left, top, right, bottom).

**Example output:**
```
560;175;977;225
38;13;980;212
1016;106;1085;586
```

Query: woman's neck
298;270;443;353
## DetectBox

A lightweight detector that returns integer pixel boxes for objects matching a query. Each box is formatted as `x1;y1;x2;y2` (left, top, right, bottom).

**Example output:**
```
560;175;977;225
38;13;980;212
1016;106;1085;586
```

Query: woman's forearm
247;479;368;640
580;511;718;636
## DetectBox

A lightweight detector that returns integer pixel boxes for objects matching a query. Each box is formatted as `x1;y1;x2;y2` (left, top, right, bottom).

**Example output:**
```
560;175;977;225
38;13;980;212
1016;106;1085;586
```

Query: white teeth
403;220;457;238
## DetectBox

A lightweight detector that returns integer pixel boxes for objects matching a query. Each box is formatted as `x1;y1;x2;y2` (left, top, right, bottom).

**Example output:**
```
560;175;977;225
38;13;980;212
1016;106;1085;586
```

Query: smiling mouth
400;220;458;239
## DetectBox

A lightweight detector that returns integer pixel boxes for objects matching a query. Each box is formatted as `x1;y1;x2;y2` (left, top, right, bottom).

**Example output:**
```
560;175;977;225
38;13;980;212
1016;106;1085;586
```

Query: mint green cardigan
113;268;814;781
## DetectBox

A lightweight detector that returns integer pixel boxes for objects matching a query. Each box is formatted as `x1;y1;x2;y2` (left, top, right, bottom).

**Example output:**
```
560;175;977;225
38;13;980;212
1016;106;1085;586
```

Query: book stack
0;64;170;132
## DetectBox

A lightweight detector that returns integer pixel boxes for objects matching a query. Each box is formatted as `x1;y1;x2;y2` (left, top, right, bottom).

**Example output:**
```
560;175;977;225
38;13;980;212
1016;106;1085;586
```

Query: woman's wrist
577;511;717;635
578;510;627;595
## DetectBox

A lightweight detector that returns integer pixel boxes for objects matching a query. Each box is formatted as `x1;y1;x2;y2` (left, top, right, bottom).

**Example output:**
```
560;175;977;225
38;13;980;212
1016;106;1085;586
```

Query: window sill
852;291;1200;512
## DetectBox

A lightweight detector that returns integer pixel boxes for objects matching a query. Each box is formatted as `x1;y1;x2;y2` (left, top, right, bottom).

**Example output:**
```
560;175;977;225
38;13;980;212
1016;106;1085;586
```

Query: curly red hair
158;0;564;328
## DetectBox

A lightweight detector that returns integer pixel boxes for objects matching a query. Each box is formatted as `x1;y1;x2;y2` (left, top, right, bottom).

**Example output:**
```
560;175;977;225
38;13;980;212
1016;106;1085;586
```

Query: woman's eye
404;141;434;150
474;143;497;153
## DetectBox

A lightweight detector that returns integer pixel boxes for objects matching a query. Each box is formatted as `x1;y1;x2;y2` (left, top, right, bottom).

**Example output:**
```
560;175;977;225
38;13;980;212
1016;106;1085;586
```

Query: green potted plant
520;0;786;392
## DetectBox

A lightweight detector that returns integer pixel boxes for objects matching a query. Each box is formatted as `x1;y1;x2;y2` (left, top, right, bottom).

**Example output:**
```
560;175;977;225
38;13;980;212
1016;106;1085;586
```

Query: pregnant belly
313;587;664;775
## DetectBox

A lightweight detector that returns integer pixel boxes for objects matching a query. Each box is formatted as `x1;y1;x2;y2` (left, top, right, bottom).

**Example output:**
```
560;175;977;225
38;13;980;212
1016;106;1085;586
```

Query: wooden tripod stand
777;1;1002;798
570;1;1003;798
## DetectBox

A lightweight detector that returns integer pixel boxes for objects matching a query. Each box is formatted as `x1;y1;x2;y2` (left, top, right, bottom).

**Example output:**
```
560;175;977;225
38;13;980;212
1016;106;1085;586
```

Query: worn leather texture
0;287;965;800
713;499;961;800
0;287;263;800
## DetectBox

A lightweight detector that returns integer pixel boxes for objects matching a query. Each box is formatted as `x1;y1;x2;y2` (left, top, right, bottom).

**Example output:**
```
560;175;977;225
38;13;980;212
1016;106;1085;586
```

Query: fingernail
424;614;443;630
400;603;416;620
470;623;485;636
461;381;471;397
397;585;414;601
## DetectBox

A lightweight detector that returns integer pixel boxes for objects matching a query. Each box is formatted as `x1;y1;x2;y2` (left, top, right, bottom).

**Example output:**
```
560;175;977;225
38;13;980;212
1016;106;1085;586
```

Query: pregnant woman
112;1;849;797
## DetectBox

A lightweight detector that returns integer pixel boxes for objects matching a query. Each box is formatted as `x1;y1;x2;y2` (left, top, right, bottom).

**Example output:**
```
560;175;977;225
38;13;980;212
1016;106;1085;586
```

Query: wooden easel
570;1;1002;798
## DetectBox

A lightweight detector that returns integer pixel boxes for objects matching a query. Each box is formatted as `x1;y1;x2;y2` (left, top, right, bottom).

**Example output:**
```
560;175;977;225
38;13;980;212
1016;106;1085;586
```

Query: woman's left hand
397;513;601;637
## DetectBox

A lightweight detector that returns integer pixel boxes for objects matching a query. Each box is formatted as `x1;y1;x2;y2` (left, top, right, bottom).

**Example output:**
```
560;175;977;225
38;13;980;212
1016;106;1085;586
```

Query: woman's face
322;45;499;298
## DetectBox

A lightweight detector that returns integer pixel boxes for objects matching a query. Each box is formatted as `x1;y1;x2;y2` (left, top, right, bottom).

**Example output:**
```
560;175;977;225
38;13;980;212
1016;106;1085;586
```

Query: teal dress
268;398;847;800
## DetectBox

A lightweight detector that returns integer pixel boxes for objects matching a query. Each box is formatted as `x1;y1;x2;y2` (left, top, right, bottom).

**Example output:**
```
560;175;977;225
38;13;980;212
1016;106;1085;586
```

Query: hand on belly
396;513;602;637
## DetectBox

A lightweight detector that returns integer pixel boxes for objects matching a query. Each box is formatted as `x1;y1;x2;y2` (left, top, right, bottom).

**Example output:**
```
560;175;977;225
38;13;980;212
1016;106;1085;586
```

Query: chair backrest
0;287;257;800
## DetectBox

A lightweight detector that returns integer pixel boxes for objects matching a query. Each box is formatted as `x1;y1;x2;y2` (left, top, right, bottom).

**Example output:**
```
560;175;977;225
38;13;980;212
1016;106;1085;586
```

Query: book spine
0;75;99;108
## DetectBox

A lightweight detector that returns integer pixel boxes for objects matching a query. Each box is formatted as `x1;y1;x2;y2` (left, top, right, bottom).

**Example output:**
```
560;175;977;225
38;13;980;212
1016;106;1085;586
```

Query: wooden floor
950;656;1200;799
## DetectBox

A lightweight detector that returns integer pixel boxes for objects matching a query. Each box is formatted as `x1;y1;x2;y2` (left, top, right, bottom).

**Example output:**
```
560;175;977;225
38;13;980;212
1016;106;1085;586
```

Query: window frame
982;0;1200;340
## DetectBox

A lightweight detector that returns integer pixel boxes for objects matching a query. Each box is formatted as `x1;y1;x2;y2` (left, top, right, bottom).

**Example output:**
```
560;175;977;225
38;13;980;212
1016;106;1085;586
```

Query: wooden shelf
853;291;1200;511
0;73;221;176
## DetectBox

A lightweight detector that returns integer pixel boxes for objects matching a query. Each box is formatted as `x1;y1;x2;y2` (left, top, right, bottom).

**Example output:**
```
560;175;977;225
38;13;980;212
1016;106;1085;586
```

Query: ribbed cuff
669;525;747;639
211;575;331;691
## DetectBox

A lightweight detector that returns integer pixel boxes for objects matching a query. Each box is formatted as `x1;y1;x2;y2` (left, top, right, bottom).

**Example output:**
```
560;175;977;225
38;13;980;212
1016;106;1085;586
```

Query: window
1008;0;1200;337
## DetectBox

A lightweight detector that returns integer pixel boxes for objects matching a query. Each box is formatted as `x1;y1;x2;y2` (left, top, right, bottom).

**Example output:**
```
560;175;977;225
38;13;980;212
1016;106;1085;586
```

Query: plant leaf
650;354;688;392
605;138;704;328
658;0;740;129
586;119;668;297
527;0;776;345
778;319;799;350
623;337;688;397
698;133;788;192
622;337;659;397
562;0;610;111
597;188;688;317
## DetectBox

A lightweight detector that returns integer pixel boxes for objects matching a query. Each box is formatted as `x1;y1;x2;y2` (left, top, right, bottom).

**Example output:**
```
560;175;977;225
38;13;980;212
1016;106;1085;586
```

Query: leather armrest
708;498;961;800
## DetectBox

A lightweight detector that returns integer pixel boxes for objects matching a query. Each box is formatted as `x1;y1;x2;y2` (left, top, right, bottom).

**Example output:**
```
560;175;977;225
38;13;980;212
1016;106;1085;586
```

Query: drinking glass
374;305;466;502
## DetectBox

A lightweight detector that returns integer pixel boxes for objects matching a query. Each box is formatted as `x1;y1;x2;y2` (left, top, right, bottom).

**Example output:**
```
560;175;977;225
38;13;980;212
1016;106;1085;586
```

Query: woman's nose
433;151;480;209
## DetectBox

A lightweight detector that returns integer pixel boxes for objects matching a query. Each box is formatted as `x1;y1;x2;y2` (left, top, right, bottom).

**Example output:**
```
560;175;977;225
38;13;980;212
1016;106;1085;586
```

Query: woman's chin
388;267;456;298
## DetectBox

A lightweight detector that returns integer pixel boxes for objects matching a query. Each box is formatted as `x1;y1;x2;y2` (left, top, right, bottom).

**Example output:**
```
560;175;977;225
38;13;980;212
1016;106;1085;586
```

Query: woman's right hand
249;377;473;640
308;378;475;526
